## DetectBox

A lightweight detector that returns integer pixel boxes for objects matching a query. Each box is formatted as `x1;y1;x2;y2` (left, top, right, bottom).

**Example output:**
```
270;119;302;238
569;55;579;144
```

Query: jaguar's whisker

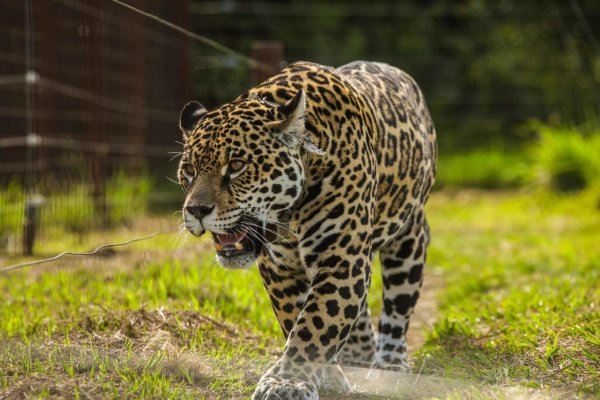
240;218;294;248
238;222;295;269
172;224;189;262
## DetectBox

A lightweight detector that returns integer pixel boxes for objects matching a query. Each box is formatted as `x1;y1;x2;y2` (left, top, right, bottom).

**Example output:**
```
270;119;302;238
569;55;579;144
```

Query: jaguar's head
178;90;322;269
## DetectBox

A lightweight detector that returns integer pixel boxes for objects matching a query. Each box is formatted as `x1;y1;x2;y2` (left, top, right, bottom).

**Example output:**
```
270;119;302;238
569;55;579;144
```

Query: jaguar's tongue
215;230;247;246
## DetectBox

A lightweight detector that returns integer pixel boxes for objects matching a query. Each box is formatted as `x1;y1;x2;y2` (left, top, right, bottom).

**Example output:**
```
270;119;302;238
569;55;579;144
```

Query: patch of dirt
69;307;265;352
338;366;556;400
2;376;110;400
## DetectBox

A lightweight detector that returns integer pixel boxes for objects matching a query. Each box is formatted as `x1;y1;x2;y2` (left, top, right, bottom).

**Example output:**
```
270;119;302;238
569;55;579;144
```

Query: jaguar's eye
228;160;246;173
183;163;195;177
221;159;247;182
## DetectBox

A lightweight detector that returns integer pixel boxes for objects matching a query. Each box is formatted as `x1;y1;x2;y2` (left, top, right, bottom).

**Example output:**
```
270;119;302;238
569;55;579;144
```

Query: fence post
22;195;44;256
250;41;283;86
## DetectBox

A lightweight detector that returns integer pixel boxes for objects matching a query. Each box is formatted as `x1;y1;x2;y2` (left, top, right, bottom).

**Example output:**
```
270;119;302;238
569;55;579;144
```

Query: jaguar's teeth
215;243;223;252
234;242;244;251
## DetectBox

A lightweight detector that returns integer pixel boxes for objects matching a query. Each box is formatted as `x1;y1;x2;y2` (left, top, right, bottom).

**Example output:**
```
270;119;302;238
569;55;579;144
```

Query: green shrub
529;123;600;192
43;184;94;233
436;123;600;192
106;171;152;225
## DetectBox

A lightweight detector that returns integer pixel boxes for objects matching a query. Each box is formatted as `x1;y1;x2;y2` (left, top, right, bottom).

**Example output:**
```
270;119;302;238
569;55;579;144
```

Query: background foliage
191;0;600;152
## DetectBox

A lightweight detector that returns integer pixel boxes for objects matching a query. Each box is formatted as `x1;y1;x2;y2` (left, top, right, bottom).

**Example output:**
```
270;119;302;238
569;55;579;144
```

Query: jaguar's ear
270;90;325;156
180;101;207;137
278;89;306;129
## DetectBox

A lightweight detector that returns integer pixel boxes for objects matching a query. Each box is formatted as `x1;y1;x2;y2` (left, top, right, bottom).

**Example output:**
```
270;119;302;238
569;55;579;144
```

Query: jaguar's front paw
367;355;410;382
252;374;318;400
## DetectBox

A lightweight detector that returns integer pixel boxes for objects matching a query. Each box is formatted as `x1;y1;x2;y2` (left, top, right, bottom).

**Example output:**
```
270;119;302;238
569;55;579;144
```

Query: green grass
418;188;600;398
0;234;278;399
0;173;152;253
0;182;26;242
436;149;530;189
1;188;599;398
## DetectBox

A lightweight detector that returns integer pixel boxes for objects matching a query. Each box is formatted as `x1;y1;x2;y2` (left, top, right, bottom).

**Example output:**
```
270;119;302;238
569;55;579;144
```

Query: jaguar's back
336;61;437;248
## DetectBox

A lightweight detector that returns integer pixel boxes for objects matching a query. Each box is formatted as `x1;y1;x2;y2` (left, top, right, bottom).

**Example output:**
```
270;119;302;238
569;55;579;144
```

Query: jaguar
178;61;436;399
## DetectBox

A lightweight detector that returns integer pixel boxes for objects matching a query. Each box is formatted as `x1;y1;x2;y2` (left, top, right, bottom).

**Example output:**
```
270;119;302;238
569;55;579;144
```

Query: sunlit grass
436;149;530;189
0;254;280;341
419;188;600;397
0;246;275;398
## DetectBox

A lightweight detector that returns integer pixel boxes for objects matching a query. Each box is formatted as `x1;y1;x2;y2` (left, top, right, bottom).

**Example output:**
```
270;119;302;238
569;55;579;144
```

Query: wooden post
22;195;44;256
250;41;283;86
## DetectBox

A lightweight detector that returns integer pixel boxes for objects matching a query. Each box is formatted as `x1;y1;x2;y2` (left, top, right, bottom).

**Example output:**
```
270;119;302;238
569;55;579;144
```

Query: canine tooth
215;243;223;252
234;242;243;251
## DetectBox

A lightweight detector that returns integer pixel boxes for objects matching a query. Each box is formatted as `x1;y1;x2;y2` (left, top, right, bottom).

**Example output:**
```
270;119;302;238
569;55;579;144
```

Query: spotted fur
178;61;436;399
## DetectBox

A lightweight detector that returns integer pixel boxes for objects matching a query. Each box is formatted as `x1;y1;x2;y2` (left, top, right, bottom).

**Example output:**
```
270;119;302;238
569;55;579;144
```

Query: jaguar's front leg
253;229;372;400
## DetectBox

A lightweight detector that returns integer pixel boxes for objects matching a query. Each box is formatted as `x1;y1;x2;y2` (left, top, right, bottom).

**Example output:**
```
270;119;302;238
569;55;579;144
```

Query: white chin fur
184;218;204;236
216;253;257;270
189;227;204;237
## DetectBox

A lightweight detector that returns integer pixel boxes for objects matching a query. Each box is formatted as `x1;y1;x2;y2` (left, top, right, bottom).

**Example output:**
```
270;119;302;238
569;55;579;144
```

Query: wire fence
0;0;273;257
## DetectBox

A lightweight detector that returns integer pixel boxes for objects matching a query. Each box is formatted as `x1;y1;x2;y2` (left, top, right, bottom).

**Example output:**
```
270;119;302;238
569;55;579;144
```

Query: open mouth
213;228;258;258
211;217;278;260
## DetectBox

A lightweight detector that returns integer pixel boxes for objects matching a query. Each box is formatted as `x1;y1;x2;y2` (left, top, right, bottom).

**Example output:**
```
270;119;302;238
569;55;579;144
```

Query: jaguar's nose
185;204;214;220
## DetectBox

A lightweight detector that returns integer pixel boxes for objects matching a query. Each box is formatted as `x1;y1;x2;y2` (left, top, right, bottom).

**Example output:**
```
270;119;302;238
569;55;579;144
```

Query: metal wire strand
112;0;278;74
0;231;172;274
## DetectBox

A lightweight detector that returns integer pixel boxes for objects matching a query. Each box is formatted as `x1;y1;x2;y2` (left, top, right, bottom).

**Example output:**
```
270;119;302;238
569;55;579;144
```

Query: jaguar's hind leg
374;209;429;371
